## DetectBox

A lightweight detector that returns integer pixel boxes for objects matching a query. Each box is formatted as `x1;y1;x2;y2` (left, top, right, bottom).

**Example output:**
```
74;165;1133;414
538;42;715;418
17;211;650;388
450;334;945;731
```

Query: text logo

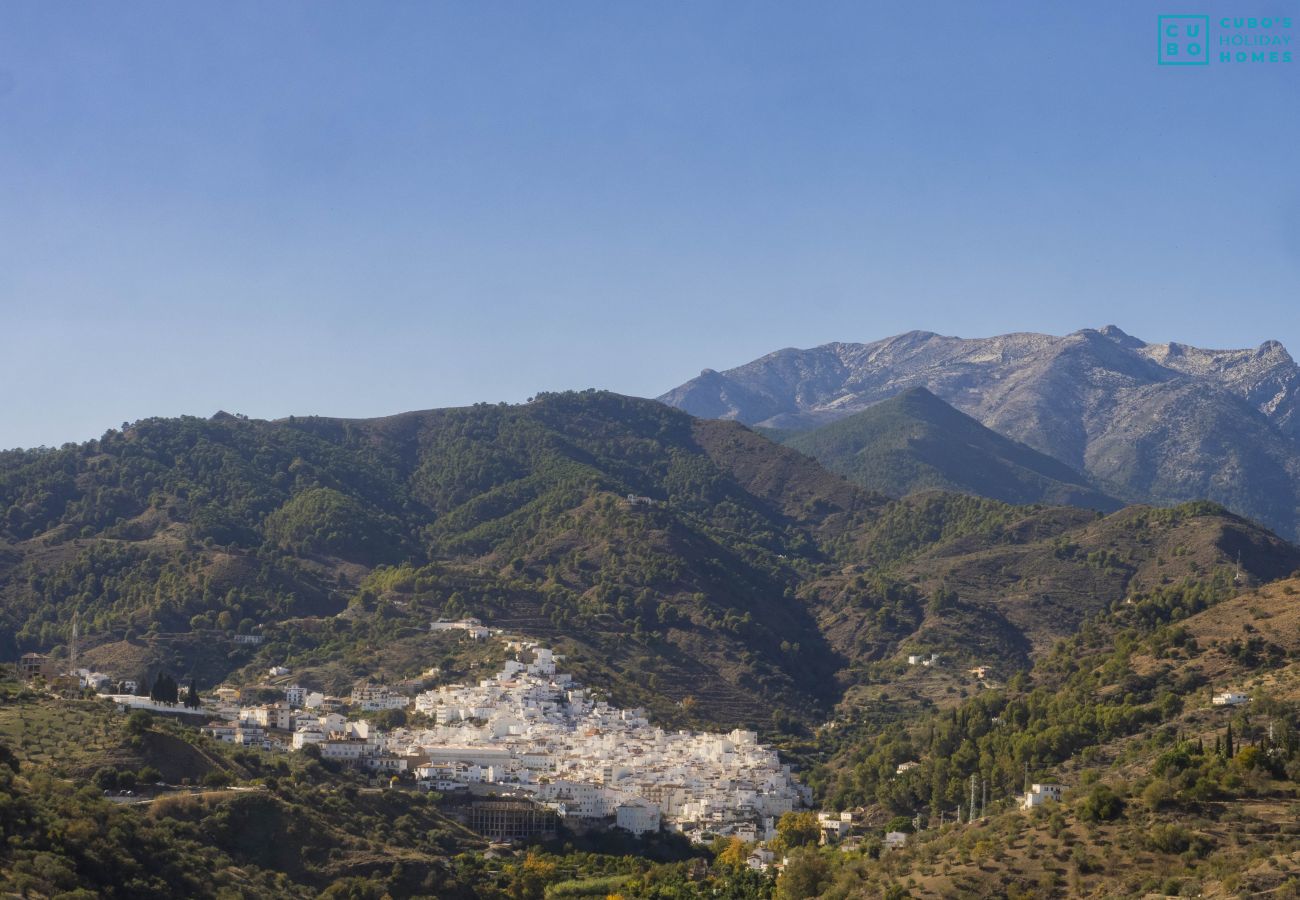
1159;15;1210;64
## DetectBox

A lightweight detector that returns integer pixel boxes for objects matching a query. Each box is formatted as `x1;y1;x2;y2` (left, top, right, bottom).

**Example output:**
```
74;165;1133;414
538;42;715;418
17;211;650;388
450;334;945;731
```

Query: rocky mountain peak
658;327;1300;540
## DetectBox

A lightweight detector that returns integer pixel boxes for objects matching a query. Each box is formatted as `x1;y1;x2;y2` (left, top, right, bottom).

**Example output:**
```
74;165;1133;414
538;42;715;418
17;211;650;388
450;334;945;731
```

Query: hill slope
659;326;1300;540
779;387;1120;511
1;392;1297;732
801;575;1300;898
0;392;882;726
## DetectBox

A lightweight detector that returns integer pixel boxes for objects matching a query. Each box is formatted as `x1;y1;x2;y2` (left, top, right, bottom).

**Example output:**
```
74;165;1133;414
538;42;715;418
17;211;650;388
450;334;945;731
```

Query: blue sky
2;2;1298;449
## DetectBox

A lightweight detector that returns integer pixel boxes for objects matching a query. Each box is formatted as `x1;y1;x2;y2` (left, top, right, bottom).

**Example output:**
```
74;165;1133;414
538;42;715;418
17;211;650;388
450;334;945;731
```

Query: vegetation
4;393;1300;895
782;387;1120;511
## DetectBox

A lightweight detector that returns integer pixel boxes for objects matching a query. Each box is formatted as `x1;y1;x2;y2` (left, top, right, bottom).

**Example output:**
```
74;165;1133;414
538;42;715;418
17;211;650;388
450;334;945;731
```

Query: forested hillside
2;392;1296;730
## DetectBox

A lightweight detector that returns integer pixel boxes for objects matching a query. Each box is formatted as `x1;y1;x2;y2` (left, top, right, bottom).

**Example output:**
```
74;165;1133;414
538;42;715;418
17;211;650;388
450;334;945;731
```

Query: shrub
1076;784;1124;822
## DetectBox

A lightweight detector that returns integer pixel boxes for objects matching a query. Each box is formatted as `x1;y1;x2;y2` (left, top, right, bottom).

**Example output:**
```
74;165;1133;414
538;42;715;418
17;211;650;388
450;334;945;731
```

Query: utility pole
982;778;988;818
70;612;79;677
969;774;978;823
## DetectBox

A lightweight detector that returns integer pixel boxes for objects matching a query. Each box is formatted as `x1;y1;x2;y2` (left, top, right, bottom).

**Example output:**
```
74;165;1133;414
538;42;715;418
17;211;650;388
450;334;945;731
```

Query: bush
1146;823;1210;856
1076;784;1124;822
203;770;233;788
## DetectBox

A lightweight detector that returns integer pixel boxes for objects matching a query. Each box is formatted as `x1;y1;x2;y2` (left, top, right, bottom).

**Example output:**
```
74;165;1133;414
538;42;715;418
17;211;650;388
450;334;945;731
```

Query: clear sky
2;1;1298;449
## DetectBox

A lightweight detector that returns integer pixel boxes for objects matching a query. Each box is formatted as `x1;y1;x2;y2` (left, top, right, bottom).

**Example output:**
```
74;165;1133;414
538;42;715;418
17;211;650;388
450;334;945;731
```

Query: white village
58;621;810;848
24;614;1256;859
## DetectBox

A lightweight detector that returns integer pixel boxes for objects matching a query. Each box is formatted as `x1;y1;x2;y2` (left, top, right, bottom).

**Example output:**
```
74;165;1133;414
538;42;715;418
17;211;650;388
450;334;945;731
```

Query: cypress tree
1225;722;1235;758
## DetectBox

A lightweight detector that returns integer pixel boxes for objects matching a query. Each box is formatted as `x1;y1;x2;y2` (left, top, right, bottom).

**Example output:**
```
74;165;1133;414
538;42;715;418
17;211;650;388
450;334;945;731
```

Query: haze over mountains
659;326;1300;540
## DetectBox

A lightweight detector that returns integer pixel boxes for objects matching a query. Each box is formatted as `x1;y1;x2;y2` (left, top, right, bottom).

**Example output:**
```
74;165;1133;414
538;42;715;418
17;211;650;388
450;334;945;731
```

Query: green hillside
2;392;1296;733
0;392;882;727
781;387;1121;511
3;393;1300;898
789;574;1300;898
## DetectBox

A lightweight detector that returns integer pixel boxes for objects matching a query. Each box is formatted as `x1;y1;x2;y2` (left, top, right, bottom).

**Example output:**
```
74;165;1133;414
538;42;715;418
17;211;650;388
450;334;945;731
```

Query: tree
1077;784;1124;822
150;673;179;704
126;710;152;736
775;811;821;852
508;851;556;900
775;847;829;900
715;835;749;870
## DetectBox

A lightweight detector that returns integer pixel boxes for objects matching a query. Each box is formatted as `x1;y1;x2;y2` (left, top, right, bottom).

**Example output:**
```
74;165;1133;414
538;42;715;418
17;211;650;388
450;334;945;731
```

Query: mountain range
659;326;1300;540
7;387;1300;896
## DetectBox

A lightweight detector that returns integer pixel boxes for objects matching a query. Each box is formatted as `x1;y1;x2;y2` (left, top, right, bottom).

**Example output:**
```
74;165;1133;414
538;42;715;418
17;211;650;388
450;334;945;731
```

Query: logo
1159;15;1210;64
1158;15;1294;65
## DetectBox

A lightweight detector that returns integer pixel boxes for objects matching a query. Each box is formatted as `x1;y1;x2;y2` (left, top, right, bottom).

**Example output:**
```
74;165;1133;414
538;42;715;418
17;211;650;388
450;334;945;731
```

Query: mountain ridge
776;386;1122;511
4;391;1297;732
659;327;1300;539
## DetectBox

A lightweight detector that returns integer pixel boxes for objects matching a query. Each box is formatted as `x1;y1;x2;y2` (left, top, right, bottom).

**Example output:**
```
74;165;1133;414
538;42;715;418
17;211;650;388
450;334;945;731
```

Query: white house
233;724;267;746
1213;691;1250;707
615;798;661;835
1021;783;1063;810
895;761;920;775
244;702;293;731
285;685;306;707
292;726;325;749
818;811;851;842
430;619;490;640
350;682;411;711
319;712;347;733
76;669;112;690
269;665;291;677
319;737;369;761
203;722;239;743
364;754;409;774
883;831;908;851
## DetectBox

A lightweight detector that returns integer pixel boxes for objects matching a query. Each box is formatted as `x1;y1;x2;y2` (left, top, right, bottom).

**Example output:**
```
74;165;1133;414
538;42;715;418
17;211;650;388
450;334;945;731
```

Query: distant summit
660;328;1300;540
